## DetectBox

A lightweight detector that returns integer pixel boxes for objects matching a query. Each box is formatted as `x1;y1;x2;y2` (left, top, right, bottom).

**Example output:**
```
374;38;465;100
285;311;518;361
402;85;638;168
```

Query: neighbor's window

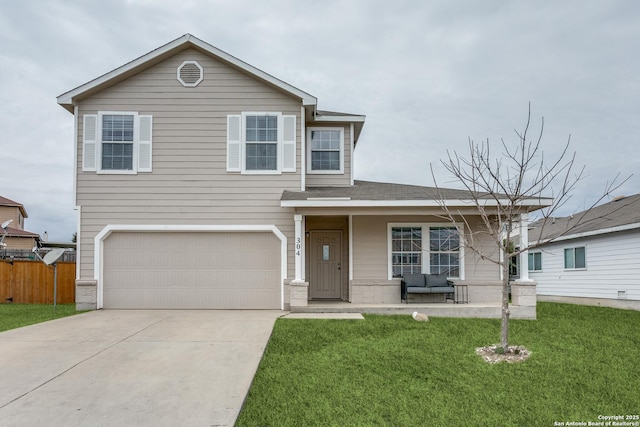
429;226;460;276
245;115;278;171
308;128;343;172
101;114;134;170
564;247;586;269
391;227;422;277
528;252;542;271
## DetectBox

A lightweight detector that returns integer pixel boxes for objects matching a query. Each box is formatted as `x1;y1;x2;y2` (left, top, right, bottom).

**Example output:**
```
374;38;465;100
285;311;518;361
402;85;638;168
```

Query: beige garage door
103;231;281;309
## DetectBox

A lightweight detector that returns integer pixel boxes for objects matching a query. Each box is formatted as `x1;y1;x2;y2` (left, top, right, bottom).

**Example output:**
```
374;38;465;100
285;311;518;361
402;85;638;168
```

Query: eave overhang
281;198;553;210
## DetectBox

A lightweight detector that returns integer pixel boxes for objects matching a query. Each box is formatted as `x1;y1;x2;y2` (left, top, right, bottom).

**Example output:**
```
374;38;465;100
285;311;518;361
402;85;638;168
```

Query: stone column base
76;280;97;311
512;280;537;307
289;281;309;308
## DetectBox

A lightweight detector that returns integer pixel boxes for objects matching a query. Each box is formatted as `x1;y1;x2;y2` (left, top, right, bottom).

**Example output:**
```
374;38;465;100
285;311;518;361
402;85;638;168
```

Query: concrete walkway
0;310;282;427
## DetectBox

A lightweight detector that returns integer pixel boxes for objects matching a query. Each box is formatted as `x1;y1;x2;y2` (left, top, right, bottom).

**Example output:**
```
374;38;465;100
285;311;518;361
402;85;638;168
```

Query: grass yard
236;303;640;426
0;304;81;332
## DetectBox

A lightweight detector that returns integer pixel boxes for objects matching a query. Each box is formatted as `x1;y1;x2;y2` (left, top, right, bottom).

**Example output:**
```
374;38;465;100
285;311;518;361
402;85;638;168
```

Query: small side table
454;284;468;304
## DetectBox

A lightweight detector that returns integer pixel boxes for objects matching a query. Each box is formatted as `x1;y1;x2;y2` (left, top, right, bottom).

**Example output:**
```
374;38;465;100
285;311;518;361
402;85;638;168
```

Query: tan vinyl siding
0;206;23;229
351;215;499;282
75;48;301;280
305;123;352;187
3;237;38;250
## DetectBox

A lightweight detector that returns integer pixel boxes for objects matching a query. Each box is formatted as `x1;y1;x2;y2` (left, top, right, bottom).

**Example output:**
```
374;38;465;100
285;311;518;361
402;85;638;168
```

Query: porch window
389;224;462;279
429;226;460;276
391;227;422;276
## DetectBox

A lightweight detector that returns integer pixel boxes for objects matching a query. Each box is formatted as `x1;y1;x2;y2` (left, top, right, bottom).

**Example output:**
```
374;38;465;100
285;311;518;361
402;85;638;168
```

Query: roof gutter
281;198;552;209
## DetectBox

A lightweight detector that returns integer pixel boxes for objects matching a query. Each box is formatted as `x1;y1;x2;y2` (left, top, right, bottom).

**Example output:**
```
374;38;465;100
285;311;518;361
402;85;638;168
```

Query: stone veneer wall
350;280;400;304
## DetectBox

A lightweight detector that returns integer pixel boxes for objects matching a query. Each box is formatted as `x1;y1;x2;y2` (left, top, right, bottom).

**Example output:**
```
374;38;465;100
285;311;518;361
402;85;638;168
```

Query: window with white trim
564;246;586;269
528;252;542;271
226;112;296;174
82;112;153;174
246;115;278;171
307;127;343;173
101;114;134;170
391;227;422;276
429;226;460;276
389;224;462;278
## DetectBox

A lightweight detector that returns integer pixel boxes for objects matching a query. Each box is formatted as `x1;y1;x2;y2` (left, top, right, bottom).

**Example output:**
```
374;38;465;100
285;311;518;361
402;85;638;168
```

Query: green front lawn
0;304;81;332
237;303;640;426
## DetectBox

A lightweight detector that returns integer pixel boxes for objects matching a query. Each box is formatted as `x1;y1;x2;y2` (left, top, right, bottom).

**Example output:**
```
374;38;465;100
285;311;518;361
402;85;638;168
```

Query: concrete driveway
0;310;282;427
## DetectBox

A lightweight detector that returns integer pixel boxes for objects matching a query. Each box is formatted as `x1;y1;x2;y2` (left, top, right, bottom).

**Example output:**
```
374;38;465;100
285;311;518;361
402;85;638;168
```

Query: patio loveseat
401;273;455;303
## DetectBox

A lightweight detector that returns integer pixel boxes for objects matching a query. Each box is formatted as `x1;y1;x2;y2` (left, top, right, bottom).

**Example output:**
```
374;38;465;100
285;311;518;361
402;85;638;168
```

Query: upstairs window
308;128;343;173
564;246;586;270
82;112;153;174
227;112;296;174
246;115;278;171
101;114;134;171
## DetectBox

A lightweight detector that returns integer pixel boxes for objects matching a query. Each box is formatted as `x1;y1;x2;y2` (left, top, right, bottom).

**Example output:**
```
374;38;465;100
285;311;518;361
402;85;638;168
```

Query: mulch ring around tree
476;345;531;364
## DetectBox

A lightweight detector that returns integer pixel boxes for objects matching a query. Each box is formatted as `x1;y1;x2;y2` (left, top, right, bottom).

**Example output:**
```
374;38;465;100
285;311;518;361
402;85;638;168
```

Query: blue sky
1;0;638;241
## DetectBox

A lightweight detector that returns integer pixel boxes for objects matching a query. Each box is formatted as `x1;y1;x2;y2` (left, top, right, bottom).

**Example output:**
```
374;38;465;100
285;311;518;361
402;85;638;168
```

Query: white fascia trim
58;34;317;108
75;206;81;279
533;222;640;245
313;115;366;123
300;106;306;191
73;106;78;205
93;224;288;310
350;123;355;186
281;199;552;208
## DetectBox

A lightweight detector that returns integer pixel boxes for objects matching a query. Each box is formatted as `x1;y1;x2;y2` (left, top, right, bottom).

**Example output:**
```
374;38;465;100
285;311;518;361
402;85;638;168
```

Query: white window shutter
138;115;153;172
282;115;296;172
82;115;98;171
227;115;242;172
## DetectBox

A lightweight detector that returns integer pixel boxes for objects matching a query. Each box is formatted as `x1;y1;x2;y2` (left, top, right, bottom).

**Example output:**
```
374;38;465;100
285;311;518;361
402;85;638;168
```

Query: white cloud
1;0;639;241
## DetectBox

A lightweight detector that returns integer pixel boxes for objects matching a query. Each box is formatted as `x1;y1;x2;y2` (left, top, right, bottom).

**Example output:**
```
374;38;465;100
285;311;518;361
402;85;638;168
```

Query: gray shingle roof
529;193;640;242
281;180;476;201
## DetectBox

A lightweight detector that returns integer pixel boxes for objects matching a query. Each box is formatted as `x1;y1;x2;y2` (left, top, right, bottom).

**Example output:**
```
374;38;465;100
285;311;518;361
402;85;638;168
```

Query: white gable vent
177;61;203;87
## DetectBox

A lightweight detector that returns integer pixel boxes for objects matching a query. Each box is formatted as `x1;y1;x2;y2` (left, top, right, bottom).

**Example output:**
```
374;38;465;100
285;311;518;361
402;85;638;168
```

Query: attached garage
99;227;284;309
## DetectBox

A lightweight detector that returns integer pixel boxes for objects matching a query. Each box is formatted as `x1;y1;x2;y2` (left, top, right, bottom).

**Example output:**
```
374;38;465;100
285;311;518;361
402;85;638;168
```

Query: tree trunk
500;260;510;351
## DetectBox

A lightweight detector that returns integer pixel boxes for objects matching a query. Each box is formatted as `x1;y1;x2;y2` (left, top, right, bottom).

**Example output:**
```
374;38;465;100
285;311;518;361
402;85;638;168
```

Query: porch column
293;214;303;282
518;212;531;281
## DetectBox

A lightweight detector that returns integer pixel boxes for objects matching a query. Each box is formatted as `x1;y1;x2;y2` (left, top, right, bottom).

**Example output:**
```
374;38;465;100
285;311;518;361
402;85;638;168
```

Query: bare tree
431;105;628;353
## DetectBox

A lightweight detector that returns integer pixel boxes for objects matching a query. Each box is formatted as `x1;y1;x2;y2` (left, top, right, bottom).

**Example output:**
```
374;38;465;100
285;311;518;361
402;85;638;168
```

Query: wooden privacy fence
0;260;76;304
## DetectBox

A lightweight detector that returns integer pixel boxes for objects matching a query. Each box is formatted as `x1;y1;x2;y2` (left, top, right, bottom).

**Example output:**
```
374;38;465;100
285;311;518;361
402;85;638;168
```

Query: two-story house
57;34;542;317
0;196;40;251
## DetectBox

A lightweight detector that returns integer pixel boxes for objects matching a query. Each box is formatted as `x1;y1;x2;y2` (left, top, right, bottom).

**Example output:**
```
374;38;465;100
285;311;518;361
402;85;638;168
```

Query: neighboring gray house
529;194;640;310
57;34;544;316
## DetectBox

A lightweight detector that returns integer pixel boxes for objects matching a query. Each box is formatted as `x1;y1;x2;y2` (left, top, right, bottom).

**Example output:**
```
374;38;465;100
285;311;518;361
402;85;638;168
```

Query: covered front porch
283;181;540;320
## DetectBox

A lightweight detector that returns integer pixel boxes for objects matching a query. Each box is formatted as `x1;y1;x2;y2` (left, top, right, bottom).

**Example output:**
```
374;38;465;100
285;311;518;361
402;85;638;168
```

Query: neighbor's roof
4;227;39;238
281;180;552;209
529;193;640;243
0;196;27;218
57;33;318;112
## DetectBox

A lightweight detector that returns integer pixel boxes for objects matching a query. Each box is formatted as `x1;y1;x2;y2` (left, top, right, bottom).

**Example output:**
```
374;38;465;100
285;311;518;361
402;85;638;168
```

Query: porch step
292;303;536;319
